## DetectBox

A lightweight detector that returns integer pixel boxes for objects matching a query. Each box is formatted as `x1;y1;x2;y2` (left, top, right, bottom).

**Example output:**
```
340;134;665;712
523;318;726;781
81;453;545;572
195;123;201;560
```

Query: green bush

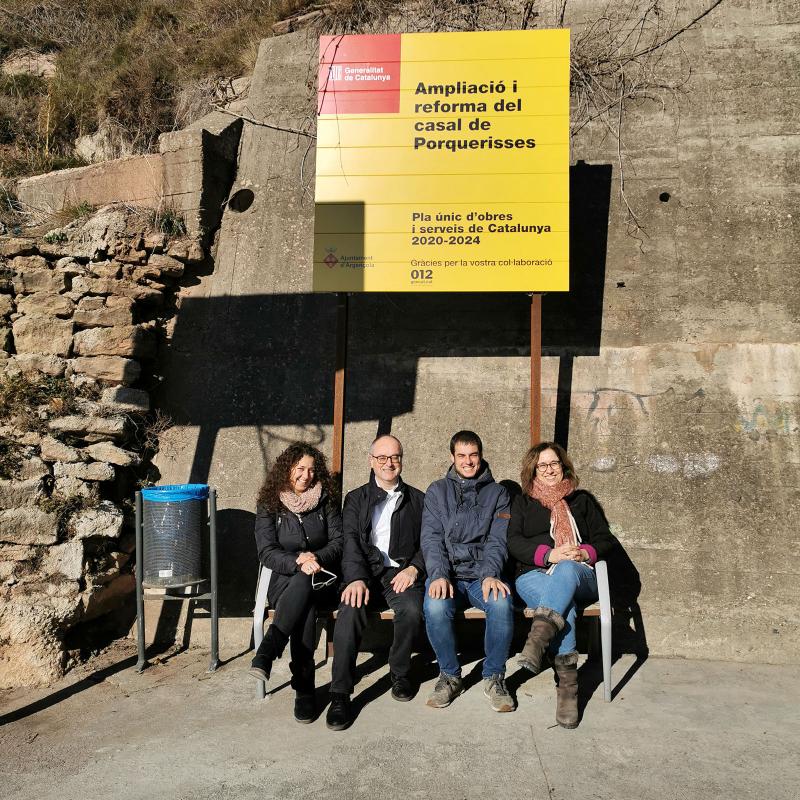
152;206;187;238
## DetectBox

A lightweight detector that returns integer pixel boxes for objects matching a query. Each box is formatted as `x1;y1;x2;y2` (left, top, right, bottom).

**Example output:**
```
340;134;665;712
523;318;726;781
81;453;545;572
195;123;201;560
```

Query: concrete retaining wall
16;117;242;242
153;1;799;663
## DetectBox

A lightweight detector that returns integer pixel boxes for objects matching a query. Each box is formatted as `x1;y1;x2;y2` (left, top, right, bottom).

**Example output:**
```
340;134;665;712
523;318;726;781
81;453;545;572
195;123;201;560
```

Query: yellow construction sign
313;29;569;292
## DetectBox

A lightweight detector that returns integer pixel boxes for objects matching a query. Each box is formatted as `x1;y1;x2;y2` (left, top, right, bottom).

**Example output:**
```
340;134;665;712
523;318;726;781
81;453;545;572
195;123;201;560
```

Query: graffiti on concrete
735;399;795;436
570;386;673;435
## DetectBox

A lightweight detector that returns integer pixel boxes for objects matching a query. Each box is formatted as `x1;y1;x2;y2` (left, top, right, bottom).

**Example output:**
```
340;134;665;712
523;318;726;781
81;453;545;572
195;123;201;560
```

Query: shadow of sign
547;160;612;449
159;162;611;618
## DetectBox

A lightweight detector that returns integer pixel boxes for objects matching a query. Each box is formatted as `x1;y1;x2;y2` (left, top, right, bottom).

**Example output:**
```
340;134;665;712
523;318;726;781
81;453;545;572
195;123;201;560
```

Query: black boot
294;693;316;724
249;625;288;682
326;692;353;731
290;655;316;721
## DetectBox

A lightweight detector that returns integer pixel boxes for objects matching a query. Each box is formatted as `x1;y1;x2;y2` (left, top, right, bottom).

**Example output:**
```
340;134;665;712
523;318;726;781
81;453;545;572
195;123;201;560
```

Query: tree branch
211;105;317;140
627;0;726;61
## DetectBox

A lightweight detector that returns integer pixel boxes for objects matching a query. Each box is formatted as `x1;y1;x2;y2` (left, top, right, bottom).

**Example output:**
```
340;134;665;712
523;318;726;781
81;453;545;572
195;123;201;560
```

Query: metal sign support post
530;293;542;445
331;293;349;487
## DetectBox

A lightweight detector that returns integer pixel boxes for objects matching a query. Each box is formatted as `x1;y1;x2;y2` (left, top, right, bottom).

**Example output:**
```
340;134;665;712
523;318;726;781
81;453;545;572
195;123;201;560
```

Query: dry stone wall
0;206;205;688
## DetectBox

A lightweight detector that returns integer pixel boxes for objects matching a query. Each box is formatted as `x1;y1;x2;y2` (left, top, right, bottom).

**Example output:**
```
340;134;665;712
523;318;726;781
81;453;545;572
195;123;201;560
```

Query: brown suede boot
553;651;579;729
518;606;565;675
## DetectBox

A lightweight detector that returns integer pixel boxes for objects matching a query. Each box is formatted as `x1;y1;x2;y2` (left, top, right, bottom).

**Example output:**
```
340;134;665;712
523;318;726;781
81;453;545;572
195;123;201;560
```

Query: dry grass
39;492;97;538
0;373;80;431
0;0;308;178
0;435;23;479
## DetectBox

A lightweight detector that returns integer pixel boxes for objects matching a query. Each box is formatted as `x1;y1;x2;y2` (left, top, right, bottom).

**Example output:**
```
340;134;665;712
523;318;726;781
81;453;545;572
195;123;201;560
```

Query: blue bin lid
141;484;209;502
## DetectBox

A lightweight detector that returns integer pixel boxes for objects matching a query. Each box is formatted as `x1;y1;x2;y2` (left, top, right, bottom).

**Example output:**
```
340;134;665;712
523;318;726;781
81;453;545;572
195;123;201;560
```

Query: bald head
369;434;404;489
370;434;403;456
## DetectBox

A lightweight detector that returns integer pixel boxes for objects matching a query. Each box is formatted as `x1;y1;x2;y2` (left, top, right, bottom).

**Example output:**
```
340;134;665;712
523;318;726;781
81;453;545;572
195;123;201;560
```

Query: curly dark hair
257;442;337;513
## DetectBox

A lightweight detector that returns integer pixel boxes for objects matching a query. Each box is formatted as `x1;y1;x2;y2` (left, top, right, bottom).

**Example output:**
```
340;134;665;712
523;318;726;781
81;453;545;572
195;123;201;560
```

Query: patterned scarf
279;481;322;514
529;477;577;548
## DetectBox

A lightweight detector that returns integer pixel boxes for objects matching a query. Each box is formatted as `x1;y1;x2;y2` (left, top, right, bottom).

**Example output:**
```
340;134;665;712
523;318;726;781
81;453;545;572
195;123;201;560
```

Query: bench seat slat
265;605;601;621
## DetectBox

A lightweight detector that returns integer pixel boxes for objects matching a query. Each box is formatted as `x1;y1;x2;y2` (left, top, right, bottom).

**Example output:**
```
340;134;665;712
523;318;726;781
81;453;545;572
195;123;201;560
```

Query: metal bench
252;560;612;702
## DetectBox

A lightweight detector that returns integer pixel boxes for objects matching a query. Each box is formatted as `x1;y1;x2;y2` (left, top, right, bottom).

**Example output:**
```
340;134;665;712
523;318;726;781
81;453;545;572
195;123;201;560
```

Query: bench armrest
253;564;272;650
595;559;611;625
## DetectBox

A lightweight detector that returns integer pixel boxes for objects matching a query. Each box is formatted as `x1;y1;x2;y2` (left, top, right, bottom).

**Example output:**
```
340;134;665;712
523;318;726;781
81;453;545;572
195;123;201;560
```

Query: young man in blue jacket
421;430;514;712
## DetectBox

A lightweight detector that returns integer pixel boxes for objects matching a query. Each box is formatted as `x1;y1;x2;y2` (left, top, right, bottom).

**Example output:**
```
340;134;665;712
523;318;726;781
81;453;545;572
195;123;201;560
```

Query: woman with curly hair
507;442;619;729
250;442;343;723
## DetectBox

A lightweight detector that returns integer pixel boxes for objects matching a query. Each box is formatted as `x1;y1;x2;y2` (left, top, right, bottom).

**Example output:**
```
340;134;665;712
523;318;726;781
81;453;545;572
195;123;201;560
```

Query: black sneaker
390;672;414;702
294;693;315;724
326;692;353;731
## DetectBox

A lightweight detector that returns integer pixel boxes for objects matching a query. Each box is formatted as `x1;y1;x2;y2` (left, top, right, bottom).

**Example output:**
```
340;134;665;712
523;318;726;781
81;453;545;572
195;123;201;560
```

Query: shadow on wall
157;161;613;622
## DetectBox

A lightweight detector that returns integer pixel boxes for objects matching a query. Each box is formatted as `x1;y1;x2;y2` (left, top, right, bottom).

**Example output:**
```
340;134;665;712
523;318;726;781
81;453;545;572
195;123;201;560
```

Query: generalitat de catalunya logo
318;34;401;115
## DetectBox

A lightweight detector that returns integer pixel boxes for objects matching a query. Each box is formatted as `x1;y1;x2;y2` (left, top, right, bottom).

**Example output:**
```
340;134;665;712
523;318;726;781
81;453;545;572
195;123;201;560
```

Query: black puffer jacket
254;493;343;604
340;474;426;585
506;489;619;578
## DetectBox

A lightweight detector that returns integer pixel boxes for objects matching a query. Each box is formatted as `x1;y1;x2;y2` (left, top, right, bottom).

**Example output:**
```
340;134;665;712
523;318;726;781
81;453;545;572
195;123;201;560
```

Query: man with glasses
421;430;514;712
326;434;426;730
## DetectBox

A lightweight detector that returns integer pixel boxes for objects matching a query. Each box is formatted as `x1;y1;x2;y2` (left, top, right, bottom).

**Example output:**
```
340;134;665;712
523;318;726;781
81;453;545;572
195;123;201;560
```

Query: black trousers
270;571;334;694
330;567;425;695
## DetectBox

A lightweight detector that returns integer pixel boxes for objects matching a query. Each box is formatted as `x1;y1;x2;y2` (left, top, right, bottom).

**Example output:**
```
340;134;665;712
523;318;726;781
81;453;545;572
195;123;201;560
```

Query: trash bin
140;483;209;588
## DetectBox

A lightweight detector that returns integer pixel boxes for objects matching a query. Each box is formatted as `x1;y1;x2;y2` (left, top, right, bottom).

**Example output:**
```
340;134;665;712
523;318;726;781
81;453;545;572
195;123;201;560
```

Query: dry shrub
236;35;265;75
0;436;23;479
321;0;400;33
0;373;80;430
0;0;296;178
0;180;25;228
129;408;173;457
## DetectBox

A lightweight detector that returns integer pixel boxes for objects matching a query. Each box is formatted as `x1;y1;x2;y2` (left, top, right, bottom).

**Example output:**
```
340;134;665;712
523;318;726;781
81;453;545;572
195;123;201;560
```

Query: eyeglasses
312;568;337;590
371;454;402;465
536;460;562;472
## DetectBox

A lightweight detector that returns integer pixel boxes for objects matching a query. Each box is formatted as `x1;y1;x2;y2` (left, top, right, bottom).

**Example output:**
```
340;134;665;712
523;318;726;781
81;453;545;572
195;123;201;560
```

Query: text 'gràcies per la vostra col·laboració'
412;79;535;153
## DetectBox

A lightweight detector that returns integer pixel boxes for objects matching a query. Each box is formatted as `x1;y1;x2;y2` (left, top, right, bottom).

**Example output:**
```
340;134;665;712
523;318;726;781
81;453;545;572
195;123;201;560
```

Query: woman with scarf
507;441;619;728
251;442;343;723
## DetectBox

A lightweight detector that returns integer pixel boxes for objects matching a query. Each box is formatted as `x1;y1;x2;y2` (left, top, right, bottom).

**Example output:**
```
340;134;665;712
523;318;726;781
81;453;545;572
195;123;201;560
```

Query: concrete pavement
1;642;797;800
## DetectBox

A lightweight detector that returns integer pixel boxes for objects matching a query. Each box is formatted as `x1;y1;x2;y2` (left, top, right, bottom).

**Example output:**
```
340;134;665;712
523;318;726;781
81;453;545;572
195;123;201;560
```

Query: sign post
530;293;542;445
332;293;348;481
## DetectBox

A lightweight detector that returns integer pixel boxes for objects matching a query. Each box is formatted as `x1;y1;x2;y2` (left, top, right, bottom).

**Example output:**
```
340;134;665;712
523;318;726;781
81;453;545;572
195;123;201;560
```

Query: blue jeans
515;561;598;656
423;578;514;678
